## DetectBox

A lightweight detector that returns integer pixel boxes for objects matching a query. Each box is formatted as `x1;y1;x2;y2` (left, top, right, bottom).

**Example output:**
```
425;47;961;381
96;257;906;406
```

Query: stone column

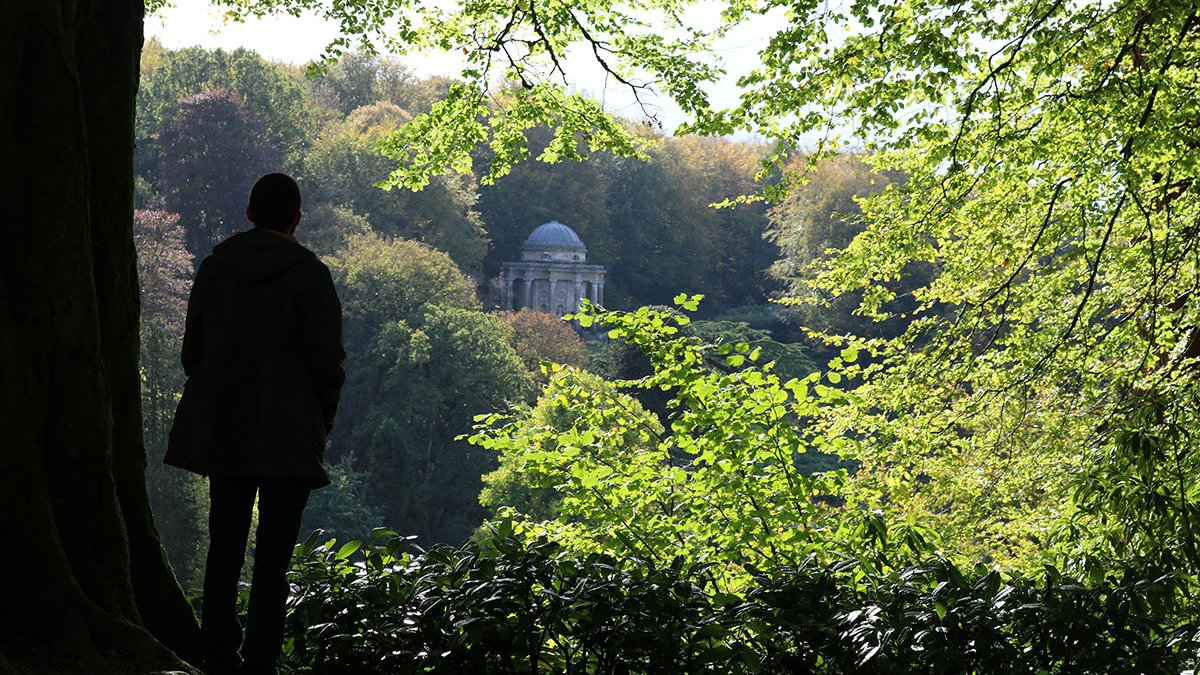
548;276;558;313
573;280;583;311
522;277;533;309
596;279;605;307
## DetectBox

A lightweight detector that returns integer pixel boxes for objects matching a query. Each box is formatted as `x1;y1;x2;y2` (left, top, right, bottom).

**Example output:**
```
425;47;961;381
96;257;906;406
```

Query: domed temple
500;221;606;315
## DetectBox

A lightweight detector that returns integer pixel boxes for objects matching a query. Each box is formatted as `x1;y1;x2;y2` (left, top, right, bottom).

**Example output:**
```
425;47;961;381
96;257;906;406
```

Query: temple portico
501;221;606;316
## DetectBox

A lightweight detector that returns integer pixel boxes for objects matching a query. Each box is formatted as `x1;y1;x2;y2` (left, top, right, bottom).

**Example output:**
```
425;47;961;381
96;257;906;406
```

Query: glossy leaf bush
280;528;1198;674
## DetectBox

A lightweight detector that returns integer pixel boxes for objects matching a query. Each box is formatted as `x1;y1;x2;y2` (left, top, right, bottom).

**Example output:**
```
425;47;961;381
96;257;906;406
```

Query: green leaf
336;540;362;560
933;600;948;620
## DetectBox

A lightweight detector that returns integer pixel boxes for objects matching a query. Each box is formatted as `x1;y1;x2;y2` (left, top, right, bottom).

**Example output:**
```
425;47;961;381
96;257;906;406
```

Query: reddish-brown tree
157;89;284;263
500;308;590;382
136;209;208;589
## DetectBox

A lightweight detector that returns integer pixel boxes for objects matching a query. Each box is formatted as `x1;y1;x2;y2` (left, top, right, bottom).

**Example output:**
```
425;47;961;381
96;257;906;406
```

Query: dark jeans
202;475;311;674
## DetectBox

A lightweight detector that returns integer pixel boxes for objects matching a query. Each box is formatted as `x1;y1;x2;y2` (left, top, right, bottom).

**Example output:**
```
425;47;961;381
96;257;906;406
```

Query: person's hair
248;173;302;232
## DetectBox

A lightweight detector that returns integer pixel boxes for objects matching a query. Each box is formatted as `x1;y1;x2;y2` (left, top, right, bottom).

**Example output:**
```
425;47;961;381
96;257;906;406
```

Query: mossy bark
0;0;200;670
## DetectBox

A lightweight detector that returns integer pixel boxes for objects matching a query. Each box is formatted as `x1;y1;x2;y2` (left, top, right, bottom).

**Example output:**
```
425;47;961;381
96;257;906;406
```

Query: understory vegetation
278;528;1196;674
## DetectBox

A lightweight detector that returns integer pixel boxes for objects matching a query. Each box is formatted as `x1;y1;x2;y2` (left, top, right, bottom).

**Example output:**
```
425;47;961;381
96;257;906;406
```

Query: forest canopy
135;0;1200;587
133;40;805;585
135;0;1200;668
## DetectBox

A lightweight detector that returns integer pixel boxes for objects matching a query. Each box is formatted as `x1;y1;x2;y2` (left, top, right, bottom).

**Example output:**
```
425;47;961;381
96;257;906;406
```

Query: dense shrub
281;528;1199;674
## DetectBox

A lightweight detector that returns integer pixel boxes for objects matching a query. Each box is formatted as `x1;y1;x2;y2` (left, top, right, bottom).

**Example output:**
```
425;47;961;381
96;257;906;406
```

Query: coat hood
209;228;315;285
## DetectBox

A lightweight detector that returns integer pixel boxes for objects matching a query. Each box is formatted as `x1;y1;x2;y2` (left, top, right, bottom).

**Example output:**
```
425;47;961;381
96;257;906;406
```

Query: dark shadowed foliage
278;528;1199;674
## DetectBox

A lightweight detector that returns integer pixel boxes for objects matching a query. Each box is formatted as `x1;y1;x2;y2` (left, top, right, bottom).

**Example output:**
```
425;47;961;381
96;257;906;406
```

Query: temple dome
502;219;606;315
522;221;586;252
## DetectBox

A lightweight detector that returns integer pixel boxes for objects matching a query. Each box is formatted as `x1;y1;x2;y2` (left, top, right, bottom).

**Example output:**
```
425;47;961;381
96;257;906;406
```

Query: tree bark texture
0;1;200;671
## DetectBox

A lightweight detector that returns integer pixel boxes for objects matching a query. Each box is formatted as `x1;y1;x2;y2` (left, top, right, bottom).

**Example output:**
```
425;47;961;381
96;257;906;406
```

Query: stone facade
501;221;606;315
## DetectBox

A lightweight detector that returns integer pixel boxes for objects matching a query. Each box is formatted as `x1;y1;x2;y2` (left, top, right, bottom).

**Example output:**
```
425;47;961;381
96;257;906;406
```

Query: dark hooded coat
165;228;344;487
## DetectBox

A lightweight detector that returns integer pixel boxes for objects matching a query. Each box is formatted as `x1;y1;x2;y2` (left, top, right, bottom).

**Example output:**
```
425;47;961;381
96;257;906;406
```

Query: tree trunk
0;0;200;671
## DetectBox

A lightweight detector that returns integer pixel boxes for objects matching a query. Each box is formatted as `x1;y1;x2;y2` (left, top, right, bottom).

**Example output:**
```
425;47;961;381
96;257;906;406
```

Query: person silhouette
165;173;345;675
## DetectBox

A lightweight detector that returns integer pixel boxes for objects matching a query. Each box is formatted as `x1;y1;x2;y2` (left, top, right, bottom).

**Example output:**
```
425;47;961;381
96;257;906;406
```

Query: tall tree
353;305;532;544
475;127;615;280
0;1;197;670
764;154;915;341
323;234;530;544
157;88;285;262
658;136;775;307
305;102;489;271
306;52;451;117
326;232;480;351
595;136;679;308
716;0;1200;575
499;308;590;383
136;43;312;177
135;208;208;589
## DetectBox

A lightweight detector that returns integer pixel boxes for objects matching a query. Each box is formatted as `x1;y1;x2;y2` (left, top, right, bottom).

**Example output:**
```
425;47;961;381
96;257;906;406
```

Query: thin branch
565;9;657;118
526;3;568;85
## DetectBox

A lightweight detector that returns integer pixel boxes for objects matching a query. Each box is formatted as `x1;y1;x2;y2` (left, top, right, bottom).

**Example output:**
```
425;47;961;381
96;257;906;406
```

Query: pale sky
145;1;779;134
